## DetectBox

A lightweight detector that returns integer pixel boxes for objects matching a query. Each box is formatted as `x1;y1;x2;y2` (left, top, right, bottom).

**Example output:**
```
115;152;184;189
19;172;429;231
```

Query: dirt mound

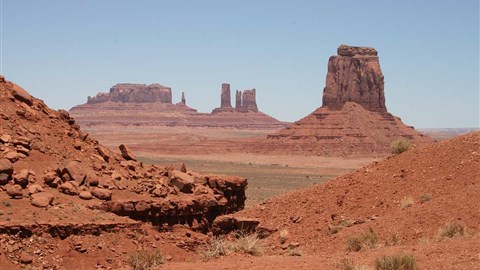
0;76;248;268
226;132;480;268
253;45;434;155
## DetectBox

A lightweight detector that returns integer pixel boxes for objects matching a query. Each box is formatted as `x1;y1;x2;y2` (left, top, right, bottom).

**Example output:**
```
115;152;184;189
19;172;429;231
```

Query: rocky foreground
0;76;249;269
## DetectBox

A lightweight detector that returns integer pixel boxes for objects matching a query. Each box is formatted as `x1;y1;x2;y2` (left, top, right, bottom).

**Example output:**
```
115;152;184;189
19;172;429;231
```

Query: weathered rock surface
119;144;136;161
258;45;434;155
322;45;385;112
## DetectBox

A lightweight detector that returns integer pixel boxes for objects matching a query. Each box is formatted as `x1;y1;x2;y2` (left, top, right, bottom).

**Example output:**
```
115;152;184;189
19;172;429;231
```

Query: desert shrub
420;194;431;203
329;220;354;235
399;196;414;209
386;233;401;246
346;228;379;252
375;254;417;270
232;231;264;256
128;250;165;270
279;229;289;244
390;139;411;154
199;236;232;260
200;231;264;260
336;258;372;270
286;246;303;257
438;222;466;238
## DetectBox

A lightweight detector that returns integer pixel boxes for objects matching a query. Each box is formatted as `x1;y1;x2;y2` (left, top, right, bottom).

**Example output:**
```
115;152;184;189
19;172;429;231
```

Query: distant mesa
87;83;173;104
254;44;434;155
212;83;259;113
70;82;285;129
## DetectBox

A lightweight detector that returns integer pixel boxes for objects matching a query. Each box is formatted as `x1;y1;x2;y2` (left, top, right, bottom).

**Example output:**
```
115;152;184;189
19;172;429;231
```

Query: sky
1;0;479;128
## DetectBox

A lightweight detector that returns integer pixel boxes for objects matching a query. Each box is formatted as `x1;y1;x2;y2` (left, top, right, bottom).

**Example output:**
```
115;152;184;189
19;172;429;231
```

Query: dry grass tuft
438;222;466;238
375;254;417;270
286;246;304;257
346;228;379;252
400;196;414;209
200;231;264;261
336;258;372;270
128;250;165;270
390;139;411;154
279;229;289;244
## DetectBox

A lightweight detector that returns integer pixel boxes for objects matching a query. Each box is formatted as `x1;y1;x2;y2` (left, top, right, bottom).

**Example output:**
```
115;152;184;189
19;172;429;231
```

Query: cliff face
322;45;386;112
87;83;172;104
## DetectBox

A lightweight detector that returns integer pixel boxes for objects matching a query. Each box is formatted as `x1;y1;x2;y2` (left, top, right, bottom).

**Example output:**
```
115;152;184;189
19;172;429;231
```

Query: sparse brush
390;139;411;155
286;246;303;257
233;231;264;256
200;231;264;261
438;222;466;238
279;229;289;244
128;250;165;270
375;254;417;270
386;233;401;246
329;220;354;235
199;236;232;260
346;228;379;252
400;196;414;209
336;258;372;270
420;194;431;203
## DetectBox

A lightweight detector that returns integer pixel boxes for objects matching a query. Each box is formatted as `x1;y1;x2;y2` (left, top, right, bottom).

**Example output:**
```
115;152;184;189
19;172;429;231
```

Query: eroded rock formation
258;45;434;155
87;83;173;104
322;45;386;112
236;89;258;112
213;85;259;113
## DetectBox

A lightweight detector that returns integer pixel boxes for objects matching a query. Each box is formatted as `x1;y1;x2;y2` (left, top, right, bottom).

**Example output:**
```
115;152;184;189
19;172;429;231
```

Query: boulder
19;251;33;264
11;84;33;106
14;169;36;188
119;144;136;161
27;184;44;194
5;151;21;163
91;187;112;201
63;161;86;185
60;181;79;195
31;192;54;208
6;184;23;199
169;170;194;193
96;145;111;162
79;191;93;200
0;159;13;185
0;134;12;144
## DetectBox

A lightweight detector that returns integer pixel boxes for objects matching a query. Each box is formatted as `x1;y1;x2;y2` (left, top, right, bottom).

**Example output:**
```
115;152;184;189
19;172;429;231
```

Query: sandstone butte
253;45;435;155
69;82;285;129
0;76;254;268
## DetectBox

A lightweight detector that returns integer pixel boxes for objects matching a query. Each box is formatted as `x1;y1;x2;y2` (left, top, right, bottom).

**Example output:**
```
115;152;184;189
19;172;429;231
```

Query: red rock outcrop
0;76;247;232
88;83;172;104
322;45;385;112
254;45;434;155
234;89;259;113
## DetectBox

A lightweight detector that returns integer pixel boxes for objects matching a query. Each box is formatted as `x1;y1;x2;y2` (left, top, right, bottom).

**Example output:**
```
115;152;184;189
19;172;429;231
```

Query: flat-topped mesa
87;83;173;104
322;45;386;112
236;89;258;112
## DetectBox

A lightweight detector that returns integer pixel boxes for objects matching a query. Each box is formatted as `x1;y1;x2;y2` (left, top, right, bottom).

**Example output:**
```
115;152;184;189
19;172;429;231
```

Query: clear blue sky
1;0;479;128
